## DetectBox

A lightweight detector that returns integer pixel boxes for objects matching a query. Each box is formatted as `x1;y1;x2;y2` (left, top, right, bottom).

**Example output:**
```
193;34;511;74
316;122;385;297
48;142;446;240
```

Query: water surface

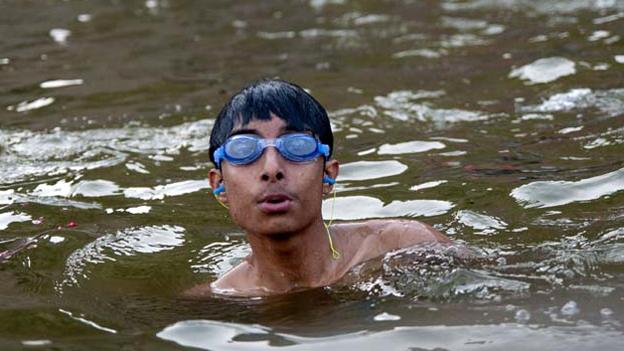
1;0;624;349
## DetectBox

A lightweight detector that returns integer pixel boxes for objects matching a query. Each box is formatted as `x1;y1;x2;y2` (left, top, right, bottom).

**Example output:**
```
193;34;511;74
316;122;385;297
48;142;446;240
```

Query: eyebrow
227;126;306;138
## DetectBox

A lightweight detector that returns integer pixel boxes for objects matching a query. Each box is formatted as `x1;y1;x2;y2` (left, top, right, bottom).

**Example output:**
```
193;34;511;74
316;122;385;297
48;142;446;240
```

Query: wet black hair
209;79;334;168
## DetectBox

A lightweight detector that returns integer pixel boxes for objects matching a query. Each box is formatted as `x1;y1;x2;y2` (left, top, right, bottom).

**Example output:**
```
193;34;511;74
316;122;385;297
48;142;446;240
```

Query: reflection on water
322;196;454;220
157;318;624;350
511;167;624;208
1;0;624;349
337;160;407;181
509;57;576;84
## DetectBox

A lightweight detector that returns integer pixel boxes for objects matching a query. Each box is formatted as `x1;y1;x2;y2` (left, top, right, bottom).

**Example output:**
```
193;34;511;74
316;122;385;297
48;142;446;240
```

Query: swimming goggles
213;133;330;168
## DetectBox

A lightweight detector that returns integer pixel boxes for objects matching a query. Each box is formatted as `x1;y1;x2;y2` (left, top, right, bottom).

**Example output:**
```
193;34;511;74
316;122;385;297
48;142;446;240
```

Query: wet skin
185;114;450;297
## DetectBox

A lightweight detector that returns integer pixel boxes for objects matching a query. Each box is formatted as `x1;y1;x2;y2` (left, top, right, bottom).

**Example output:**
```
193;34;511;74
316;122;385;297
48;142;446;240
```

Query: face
209;114;339;236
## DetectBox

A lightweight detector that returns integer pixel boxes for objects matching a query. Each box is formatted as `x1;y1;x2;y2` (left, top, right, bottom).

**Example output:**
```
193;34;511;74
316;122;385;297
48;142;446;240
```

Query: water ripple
0;119;213;184
61;225;185;287
375;90;487;125
519;88;624;117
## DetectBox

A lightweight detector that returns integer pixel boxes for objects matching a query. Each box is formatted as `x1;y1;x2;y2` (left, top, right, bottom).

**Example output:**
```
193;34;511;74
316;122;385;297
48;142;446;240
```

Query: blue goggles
213;133;331;168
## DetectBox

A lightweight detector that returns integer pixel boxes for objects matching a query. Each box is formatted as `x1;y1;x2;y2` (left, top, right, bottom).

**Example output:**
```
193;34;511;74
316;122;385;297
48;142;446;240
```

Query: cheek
292;167;324;206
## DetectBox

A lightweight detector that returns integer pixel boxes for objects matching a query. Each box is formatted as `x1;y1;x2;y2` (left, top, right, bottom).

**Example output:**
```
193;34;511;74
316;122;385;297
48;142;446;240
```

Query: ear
323;159;339;195
209;168;228;204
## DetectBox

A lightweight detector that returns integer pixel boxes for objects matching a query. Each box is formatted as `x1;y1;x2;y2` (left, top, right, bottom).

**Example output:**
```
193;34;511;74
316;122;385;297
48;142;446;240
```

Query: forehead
230;114;307;137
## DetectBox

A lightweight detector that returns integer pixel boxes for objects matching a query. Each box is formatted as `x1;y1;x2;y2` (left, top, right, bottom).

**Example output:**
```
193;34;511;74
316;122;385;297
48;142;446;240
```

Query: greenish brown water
1;0;624;349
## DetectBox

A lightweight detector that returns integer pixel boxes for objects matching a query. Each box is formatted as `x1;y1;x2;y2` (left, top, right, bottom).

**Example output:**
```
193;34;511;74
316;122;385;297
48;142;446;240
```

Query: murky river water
1;0;624;349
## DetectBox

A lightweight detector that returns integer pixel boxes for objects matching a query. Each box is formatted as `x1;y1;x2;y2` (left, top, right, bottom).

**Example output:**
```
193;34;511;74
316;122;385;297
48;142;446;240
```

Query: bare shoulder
379;219;451;245
182;261;252;298
334;219;450;264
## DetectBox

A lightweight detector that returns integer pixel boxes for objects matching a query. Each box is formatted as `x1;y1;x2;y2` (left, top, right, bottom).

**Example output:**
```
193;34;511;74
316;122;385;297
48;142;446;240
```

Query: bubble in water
561;300;580;316
515;309;531;323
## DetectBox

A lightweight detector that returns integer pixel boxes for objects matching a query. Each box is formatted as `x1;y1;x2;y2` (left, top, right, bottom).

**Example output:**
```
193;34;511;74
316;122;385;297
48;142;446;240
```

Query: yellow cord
214;194;229;209
324;185;341;259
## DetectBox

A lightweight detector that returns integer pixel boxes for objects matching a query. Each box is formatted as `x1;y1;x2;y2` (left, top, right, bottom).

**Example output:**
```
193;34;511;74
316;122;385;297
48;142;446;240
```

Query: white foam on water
615;55;624;63
509;57;576;84
511;167;624;208
322;195;454;220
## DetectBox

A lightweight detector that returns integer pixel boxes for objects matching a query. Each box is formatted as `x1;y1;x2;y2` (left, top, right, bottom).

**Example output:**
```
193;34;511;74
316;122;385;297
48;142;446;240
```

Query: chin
243;216;306;237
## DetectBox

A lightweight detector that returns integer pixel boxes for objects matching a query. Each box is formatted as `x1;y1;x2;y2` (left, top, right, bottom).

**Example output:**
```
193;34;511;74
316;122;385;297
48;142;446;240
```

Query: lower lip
258;200;292;214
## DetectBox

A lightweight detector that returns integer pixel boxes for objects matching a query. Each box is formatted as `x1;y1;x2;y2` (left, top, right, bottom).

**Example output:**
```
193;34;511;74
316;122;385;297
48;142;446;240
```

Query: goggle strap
213;147;225;168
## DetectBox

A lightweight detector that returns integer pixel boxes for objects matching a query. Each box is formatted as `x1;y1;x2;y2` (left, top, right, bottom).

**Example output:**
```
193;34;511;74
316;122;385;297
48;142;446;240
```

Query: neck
244;219;336;292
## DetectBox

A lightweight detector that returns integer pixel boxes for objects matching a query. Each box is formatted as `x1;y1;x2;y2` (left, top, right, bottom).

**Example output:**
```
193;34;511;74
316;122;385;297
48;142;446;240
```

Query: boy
186;79;449;297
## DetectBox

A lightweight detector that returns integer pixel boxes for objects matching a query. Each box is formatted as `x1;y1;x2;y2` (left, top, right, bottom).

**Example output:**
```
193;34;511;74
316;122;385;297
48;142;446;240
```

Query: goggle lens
214;133;329;167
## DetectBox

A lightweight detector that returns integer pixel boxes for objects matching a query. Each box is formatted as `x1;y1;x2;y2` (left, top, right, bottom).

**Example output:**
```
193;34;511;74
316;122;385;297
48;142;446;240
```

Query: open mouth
258;193;293;214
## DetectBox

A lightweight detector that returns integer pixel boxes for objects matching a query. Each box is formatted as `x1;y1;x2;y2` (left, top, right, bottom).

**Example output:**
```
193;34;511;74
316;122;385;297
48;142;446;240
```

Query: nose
259;147;285;182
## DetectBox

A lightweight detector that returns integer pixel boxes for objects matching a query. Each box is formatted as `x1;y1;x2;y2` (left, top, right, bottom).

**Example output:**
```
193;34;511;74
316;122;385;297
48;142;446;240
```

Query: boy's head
207;79;339;236
209;79;334;168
